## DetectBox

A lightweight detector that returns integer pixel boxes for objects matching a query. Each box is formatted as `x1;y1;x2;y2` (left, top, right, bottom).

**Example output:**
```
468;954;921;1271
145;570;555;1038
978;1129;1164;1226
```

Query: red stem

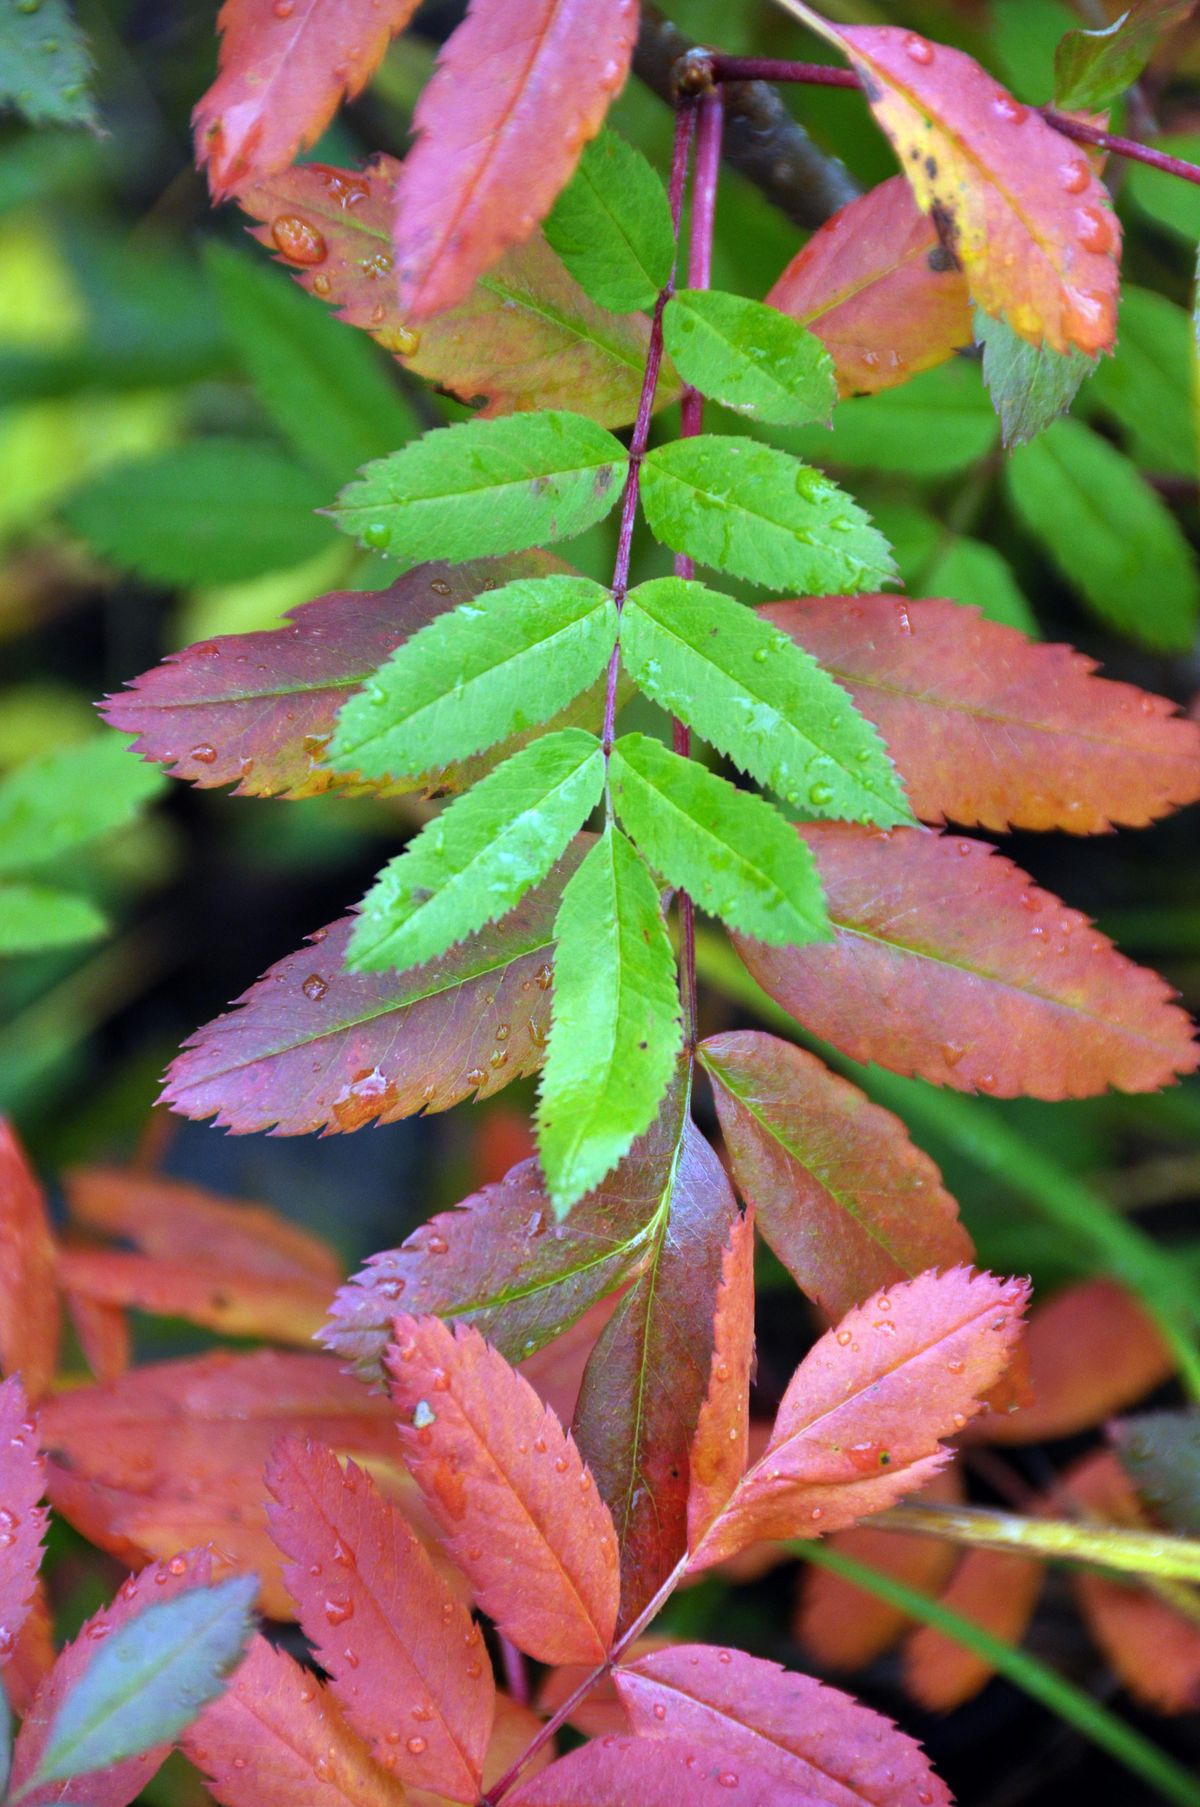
703;54;1200;187
600;102;696;757
672;86;723;1048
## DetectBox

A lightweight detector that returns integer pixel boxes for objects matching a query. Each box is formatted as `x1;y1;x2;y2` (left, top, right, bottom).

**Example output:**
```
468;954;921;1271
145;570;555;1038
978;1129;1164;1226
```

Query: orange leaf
766;176;970;395
393;0;638;319
687;1268;1028;1571
701;1031;971;1320
617;1644;951;1805
183;1634;409;1807
239;160;662;425
903;1548;1044;1711
961;1278;1173;1446
64;1290;131;1382
735;825;1199;1099
687;1208;756;1549
813;20;1121;354
57;1249;334;1346
762;596;1200;834
387;1315;620;1664
0;1121;60;1399
266;1440;494;1802
9;1547;215;1807
3;1579;54;1716
193;0;422;198
794;1470;964;1670
409;1693;555;1807
507;1734;825;1807
0;1377;46;1663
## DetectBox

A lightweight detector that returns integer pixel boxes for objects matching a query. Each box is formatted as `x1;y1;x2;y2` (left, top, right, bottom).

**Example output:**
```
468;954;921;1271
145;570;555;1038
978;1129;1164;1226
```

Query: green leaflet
538;825;682;1215
29;1578;257;1788
1054;1;1193;112
0;0;96;129
0;883;107;954
65;441;333;585
1006;418;1199;651
0;736;165;877
348;730;605;973
330;575;617;780
974;308;1096;448
544;127;676;313
662;290;836;427
639;435;893;594
620;579;912;828
1089;286;1195;477
206;244;419;489
332;411;628;568
610;733;830;946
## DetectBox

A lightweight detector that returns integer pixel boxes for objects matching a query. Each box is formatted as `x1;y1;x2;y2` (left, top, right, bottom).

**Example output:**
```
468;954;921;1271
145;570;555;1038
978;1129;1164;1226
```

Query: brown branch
633;1;861;230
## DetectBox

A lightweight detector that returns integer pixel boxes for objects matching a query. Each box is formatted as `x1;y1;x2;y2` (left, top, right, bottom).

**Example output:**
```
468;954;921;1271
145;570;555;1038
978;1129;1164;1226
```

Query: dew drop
406;1735;427;1755
992;92;1027;123
271;215;327;266
653;1703;667;1720
903;32;933;63
1075;205;1115;254
412;1399;437;1429
1060;158;1091;195
361;521;391;551
718;1771;739;1788
808;781;835;808
302;973;328;1002
324;1597;354;1627
190;742;218;765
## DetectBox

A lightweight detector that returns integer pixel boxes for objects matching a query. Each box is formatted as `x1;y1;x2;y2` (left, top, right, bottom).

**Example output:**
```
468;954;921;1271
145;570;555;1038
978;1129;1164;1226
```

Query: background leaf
0;0;95;129
0;736;163;877
0;1124;60;1400
1054;1;1194;111
1112;1410;1200;1535
0;883;106;954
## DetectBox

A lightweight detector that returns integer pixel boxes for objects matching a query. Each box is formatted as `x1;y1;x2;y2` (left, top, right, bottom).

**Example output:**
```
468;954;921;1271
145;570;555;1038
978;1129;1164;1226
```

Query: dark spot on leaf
926;244;957;274
924;155;938;180
593;465;615;497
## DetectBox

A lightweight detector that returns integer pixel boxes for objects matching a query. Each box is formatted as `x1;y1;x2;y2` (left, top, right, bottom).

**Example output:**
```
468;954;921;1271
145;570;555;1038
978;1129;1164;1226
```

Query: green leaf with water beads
348;730;605;974
0;0;96;130
620;578;912;828
544;127;676;313
638;435;893;594
610;733;830;945
329;575;616;781
662;291;836;427
538;824;682;1216
29;1578;256;1789
331;411;628;569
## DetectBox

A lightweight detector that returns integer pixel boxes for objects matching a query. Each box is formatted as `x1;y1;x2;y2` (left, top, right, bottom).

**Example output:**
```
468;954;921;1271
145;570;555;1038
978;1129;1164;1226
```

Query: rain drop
271;215;327;266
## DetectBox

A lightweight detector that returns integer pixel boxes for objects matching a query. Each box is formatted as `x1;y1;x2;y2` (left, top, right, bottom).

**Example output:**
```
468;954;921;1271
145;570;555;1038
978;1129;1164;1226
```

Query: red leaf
735;825;1199;1099
100;557;575;801
794;1470;964;1671
535;1635;672;1739
239;159;662;425
3;1580;54;1716
766;176;970;396
63;1291;130;1383
508;1735;826;1807
387;1315;620;1665
9;1547;215;1807
393;0;638;319
409;1693;555;1807
762;596;1200;834
183;1634;409;1807
701;1031;971;1321
0;1377;46;1660
903;1548;1044;1710
960;1278;1173;1446
0;1121;60;1399
162;845;584;1135
57;1249;334;1346
193;0;421;198
266;1440;494;1801
572;1106;739;1628
324;1108;688;1385
687;1268;1029;1571
824;23;1121;354
687;1209;756;1549
617;1643;950;1807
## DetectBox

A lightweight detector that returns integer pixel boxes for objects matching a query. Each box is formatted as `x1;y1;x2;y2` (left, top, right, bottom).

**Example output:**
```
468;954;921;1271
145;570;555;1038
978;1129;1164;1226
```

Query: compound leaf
621;578;912;828
610;733;830;945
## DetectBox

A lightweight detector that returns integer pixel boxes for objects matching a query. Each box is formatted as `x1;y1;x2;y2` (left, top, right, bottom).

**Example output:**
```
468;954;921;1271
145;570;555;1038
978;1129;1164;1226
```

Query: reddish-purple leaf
762;596;1200;834
508;1735;828;1807
183;1634;410;1807
817;22;1121;355
9;1547;215;1807
324;1108;692;1385
0;1376;46;1660
387;1315;620;1665
766;176;970;396
701;1031;971;1321
240;159;662;425
735;825;1199;1099
688;1268;1029;1571
572;1101;739;1628
194;0;421;198
266;1440;493;1801
0;1121;60;1400
100;557;575;801
393;0;638;319
617;1643;950;1806
687;1209;756;1549
162;843;585;1135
